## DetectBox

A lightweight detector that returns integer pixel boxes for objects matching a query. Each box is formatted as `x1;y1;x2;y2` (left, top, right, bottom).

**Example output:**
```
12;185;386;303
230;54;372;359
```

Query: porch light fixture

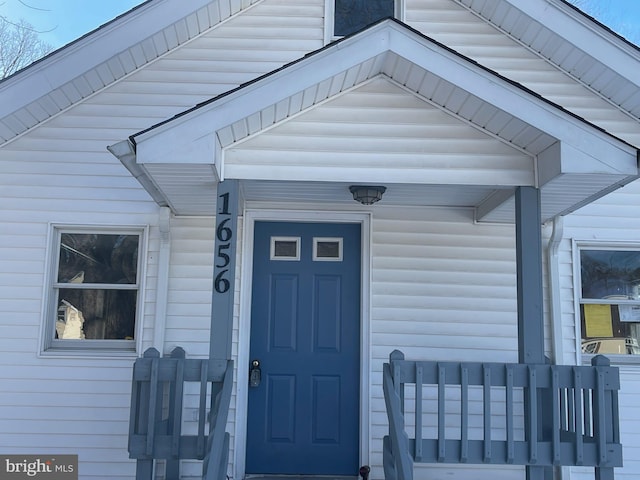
349;185;386;205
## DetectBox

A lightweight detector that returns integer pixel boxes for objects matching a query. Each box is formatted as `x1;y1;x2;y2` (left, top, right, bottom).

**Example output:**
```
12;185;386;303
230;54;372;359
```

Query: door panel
246;221;361;475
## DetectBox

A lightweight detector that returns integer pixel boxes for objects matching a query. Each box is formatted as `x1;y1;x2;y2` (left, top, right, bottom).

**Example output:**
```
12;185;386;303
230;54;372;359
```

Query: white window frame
574;240;640;364
313;237;343;261
40;224;147;356
323;0;404;43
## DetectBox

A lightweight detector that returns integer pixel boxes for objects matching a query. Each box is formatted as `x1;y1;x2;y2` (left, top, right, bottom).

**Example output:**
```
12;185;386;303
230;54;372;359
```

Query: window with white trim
578;246;640;356
333;0;395;37
43;227;143;352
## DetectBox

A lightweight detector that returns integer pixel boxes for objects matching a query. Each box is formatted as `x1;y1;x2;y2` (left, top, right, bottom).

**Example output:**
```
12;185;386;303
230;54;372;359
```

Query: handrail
383;350;622;480
383;362;413;480
128;347;234;480
203;359;234;480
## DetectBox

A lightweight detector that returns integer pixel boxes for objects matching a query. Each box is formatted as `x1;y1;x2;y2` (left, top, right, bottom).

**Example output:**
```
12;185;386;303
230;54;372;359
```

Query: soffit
0;0;262;145
459;0;640;119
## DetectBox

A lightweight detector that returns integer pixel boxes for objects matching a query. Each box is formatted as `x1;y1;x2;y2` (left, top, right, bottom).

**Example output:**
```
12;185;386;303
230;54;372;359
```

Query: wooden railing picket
164;347;186;479
382;350;622;480
460;364;469;463
197;360;209;458
128;347;233;480
146;352;160;457
436;364;444;463
414;364;423;462
505;364;514;464
170;347;186;457
527;366;538;464
552;369;561;465
483;365;491;463
574;367;584;465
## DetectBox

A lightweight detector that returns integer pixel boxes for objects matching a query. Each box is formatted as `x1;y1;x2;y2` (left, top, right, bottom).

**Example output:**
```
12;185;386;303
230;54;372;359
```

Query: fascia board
0;0;215;118
223;163;533;185
538;141;638;188
505;0;640;86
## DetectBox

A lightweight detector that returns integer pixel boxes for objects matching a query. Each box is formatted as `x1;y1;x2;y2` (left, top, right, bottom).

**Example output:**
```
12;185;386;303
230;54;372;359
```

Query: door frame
234;207;372;479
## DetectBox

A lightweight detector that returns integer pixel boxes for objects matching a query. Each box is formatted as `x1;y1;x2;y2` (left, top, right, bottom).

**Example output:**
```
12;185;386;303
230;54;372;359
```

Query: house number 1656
215;192;232;293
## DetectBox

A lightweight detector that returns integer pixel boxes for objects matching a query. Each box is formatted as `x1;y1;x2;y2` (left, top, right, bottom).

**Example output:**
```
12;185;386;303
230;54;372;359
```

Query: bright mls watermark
0;456;77;480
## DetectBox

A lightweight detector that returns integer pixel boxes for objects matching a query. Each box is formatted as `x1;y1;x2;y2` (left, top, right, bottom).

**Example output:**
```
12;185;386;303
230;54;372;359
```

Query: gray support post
135;460;153;480
515;187;552;480
209;179;239;365
208;180;239;459
515;186;545;365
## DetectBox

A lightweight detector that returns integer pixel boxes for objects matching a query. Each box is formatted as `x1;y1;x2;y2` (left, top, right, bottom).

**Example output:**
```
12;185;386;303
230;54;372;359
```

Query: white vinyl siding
368;206;523;479
225;77;533;186
163;215;242;478
0;1;322;476
0;147;160;479
405;0;640;148
165;217;217;357
69;0;325;141
1;1;639;479
562;180;640;479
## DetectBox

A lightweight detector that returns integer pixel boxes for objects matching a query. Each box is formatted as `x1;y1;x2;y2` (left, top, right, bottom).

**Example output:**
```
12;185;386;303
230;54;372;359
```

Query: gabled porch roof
111;19;638;222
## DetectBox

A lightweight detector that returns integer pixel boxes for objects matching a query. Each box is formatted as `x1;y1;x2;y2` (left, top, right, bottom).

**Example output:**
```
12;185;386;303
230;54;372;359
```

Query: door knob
249;359;261;387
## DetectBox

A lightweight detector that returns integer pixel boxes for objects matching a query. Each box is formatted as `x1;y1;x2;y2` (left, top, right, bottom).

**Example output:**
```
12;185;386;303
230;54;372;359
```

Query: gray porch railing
383;350;622;480
128;347;233;480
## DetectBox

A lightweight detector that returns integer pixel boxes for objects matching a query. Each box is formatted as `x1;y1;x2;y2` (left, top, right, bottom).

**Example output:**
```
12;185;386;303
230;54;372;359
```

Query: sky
0;0;639;50
0;0;144;48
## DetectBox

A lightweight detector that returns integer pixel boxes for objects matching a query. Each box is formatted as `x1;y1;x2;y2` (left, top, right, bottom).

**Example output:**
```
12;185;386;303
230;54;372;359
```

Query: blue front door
246;221;361;475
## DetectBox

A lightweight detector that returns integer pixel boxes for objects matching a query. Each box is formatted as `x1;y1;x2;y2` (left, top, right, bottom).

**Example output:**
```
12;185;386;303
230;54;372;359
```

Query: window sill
40;340;138;359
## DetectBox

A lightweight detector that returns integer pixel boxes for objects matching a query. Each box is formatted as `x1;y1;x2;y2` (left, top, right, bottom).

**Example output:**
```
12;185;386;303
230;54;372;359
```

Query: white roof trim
508;0;640;85
132;20;636;169
0;0;262;143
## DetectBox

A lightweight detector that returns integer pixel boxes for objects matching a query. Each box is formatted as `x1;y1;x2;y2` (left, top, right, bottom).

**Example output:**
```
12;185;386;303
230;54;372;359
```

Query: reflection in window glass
317;241;340;258
579;249;640;355
271;237;300;261
580;250;640;299
313;237;343;261
274;241;297;258
56;289;137;340
58;233;138;284
334;0;394;36
52;231;140;344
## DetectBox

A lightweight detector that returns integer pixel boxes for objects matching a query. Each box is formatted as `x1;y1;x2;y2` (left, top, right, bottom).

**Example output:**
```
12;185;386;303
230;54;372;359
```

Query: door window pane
271;237;300;261
313;237;343;261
